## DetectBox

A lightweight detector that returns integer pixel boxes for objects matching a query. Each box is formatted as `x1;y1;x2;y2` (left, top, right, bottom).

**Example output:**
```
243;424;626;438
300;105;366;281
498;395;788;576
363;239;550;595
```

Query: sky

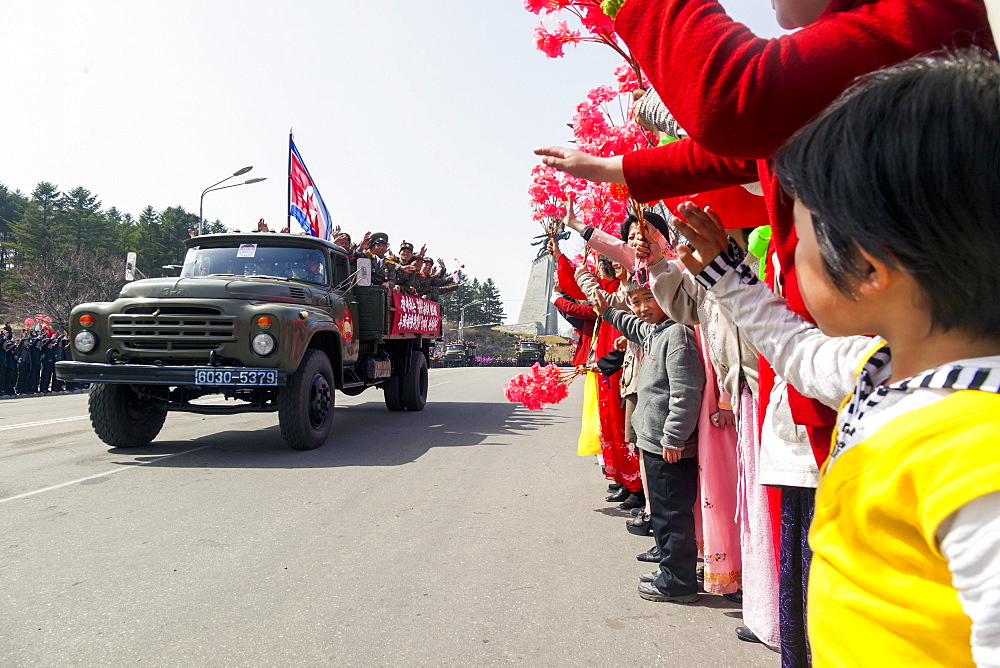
1;1;785;323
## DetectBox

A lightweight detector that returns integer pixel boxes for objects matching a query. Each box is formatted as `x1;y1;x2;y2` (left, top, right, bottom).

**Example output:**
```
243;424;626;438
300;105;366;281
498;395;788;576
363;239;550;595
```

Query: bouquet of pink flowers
504;362;584;410
525;0;640;82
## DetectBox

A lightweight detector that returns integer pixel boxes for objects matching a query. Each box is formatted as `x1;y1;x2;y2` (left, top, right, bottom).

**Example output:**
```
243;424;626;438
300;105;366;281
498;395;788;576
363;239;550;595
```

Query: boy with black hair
594;282;704;603
672;50;1000;665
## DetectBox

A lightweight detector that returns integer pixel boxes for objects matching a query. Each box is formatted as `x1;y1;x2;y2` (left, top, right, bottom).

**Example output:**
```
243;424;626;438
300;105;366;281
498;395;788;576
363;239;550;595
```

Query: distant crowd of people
1;323;82;397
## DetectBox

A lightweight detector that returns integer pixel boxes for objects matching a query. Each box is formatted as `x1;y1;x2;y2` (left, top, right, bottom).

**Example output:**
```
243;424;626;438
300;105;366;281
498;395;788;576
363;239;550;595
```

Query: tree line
0;180;224;325
0;180;506;331
438;275;505;332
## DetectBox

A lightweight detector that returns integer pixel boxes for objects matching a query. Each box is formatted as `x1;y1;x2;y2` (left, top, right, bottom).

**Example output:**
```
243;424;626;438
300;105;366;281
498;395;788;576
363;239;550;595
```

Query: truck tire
383;376;405;411
89;383;167;448
401;351;428;411
278;349;335;450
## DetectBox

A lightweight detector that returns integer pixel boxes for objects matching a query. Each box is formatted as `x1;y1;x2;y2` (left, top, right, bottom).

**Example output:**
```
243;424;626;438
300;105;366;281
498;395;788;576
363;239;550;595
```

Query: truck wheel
89;383;167;448
383;376;405;411
278;349;335;450
401;351;428;411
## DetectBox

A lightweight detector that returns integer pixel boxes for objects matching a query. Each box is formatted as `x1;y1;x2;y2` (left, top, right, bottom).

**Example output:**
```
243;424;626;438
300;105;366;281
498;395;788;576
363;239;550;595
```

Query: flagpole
287;129;293;234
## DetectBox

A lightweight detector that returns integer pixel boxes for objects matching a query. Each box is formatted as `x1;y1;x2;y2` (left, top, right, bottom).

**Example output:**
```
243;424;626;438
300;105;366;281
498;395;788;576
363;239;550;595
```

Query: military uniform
365;232;398;287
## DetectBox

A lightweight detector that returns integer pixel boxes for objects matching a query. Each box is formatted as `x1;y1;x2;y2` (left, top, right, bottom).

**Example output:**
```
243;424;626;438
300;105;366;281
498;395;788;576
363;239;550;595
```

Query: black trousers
39;364;53;392
16;365;31;393
642;449;699;596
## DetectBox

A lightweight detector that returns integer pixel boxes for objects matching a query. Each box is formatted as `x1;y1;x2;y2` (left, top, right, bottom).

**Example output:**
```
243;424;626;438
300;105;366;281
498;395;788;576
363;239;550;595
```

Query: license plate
194;368;278;386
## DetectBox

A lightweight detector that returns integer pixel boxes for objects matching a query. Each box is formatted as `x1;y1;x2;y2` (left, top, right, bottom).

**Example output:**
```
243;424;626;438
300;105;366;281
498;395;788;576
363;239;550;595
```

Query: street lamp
198;166;264;236
459;299;484;342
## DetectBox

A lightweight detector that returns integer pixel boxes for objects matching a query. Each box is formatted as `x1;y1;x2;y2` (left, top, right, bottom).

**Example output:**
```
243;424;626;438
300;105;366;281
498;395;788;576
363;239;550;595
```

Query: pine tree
134;205;166;277
58;186;110;252
11;182;62;263
0;183;27;300
477;278;505;325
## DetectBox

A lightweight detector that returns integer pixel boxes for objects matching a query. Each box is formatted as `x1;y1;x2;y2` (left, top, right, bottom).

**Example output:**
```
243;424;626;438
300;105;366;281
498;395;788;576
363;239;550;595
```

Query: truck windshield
521;343;540;350
181;244;328;285
446;345;465;352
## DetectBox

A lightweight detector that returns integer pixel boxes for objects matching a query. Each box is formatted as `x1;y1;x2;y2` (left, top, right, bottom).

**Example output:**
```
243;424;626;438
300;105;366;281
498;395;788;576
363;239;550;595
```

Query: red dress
558;255;642;491
614;0;994;465
554;295;596;368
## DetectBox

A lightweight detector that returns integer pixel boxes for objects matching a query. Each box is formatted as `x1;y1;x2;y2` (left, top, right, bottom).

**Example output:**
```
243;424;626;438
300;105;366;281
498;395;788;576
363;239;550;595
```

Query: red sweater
615;0;994;461
554;295;597;367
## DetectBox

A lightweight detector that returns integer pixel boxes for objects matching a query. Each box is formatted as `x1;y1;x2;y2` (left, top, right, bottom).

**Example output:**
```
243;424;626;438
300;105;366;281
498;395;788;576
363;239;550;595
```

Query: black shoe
735;626;762;643
636;545;661;563
629;507;645;517
626;512;652;536
618;491;645;510
638;570;659;583
606;487;630;503
637;581;698;604
607;482;623;492
723;589;743;605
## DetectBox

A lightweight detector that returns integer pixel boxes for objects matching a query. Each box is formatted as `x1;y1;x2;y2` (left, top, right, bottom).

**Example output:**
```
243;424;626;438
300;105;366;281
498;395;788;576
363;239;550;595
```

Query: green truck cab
442;342;476;367
56;233;441;451
515;339;545;366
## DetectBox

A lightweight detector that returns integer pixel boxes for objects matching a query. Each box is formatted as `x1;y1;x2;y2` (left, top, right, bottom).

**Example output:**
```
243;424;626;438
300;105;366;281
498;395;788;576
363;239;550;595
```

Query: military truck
55;233;441;451
515;339;546;366
442;342;477;367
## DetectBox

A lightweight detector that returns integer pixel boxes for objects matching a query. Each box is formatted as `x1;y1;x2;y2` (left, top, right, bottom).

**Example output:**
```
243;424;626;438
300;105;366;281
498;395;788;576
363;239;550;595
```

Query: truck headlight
251;332;276;356
74;330;98;353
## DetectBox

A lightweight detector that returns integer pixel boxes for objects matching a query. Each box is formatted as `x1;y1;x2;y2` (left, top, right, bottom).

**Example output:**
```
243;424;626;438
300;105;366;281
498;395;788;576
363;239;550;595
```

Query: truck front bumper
55;361;287;387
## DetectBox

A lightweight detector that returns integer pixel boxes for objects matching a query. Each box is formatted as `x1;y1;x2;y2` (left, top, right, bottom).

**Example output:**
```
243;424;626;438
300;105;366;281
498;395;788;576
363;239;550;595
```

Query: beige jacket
647;258;759;414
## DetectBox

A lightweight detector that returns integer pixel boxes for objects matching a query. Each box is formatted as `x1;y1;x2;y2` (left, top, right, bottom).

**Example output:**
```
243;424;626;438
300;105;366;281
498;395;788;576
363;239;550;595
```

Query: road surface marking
0;415;90;431
0;396;233;432
0;446;210;505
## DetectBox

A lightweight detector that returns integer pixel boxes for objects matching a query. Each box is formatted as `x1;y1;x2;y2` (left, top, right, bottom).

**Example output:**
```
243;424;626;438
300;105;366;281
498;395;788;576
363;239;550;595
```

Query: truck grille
111;305;237;352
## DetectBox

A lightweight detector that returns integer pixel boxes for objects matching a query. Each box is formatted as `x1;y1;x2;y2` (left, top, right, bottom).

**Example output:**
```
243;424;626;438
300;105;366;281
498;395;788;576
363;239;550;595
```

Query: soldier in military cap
361;232;397;288
397;241;415;265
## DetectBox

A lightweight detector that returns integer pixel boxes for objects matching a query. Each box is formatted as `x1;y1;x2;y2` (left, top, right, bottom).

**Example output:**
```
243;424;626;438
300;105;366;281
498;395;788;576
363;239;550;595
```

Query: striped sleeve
693;241;757;290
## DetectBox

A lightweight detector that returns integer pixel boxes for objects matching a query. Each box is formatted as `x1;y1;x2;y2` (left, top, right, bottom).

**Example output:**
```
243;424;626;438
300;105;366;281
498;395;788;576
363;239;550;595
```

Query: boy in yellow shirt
665;50;1000;666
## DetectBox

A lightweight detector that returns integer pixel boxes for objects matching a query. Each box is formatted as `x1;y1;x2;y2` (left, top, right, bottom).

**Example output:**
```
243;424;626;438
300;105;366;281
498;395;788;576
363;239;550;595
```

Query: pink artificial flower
580;4;616;38
24;318;34;327
533;20;581;58
524;0;568;14
586;84;617;105
505;363;570;411
614;63;649;93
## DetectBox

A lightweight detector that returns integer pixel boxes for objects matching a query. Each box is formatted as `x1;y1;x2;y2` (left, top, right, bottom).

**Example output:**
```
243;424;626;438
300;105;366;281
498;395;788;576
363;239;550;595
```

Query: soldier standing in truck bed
362;232;398;289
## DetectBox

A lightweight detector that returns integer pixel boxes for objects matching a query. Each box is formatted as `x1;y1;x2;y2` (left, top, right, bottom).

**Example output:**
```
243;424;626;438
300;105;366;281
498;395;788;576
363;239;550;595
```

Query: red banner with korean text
390;292;442;337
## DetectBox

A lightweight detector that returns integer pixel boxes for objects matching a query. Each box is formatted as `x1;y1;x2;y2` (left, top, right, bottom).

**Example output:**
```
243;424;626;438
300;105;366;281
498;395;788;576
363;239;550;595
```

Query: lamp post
198;166;260;236
459;299;484;342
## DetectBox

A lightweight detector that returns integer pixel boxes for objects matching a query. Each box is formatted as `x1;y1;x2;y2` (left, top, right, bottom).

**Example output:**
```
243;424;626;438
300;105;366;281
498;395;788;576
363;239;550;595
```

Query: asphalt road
1;367;778;666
